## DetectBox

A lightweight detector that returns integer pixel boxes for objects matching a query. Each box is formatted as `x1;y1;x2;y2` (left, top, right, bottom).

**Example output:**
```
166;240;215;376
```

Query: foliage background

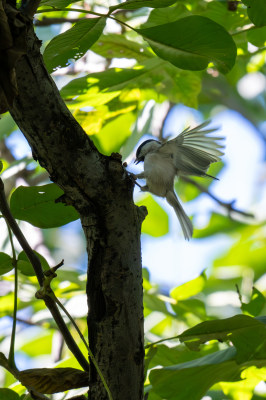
0;0;266;399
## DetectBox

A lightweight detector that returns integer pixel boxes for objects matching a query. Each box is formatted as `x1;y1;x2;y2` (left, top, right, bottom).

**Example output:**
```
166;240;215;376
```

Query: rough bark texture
8;14;145;400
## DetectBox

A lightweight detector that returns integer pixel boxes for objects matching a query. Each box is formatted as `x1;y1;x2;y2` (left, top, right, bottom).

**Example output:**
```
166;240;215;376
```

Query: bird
133;120;225;240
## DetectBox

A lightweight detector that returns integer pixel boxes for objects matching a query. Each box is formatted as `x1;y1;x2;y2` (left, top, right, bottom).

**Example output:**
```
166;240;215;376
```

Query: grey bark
8;19;145;400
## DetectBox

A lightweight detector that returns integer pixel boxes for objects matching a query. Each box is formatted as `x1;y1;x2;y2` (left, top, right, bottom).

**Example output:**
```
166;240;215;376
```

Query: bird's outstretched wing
159;120;225;178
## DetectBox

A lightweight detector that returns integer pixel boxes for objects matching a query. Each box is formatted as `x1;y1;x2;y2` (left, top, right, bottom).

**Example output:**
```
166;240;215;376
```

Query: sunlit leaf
91;112;136;155
20;332;53;356
44;17;106;72
136;194;169;237
10;184;79;228
214;235;266;277
242;0;266;27
171;273;206;301
241;287;265;317
0;113;17;140
137;16;237;73
0;252;13;275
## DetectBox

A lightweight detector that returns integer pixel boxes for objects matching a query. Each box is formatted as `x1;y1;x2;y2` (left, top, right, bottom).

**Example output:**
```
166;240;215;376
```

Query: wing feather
159;120;225;177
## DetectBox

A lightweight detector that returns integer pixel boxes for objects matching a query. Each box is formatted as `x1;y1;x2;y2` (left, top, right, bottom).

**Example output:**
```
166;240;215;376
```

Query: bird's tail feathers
166;191;193;240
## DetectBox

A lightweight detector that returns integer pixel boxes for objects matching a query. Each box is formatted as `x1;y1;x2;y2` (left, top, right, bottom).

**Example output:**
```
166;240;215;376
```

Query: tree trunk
8;15;145;400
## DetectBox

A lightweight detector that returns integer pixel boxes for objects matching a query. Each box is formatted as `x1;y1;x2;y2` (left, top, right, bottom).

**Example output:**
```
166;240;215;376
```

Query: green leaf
91;34;153;61
0;252;13;275
44;17;106;72
241;287;265;317
242;0;266;27
109;0;177;12
60;59;163;100
142;4;189;28
171;273;206;301
247;26;266;47
91;112;136;155
0;160;3;173
137;16;237;73
149;347;240;400
0;113;17;140
39;0;80;7
10;184;79;228
178;314;266;363
194;213;245;238
17;250;50;276
136;194;169;237
0;389;20;400
171;298;207;321
20;332;53;356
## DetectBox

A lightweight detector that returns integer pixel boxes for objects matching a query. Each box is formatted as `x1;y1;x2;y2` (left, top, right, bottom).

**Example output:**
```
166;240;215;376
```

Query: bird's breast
144;153;176;197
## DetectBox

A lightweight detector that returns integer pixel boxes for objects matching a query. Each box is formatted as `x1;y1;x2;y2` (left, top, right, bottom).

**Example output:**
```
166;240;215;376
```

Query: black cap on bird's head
135;139;160;164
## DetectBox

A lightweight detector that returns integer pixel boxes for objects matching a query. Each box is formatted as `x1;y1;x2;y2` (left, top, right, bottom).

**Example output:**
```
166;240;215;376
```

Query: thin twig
181;176;254;218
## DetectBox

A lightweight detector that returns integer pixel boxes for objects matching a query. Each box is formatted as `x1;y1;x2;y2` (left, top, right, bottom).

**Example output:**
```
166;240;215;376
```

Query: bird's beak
134;159;140;165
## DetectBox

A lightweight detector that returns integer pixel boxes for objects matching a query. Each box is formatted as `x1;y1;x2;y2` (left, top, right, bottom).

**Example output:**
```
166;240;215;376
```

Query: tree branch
20;0;42;18
181;176;254;218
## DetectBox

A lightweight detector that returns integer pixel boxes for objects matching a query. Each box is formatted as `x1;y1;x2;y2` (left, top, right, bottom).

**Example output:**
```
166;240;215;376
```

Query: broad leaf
44;17;106;72
136;194;169;237
91;112;136;155
91;34;153;61
241;287;265;317
0;160;3;173
61;59;201;108
109;0;177;12
149;347;240;400
0;252;13;275
247;26;266;47
10;184;79;228
0;389;20;400
0;112;17;140
194;213;245;238
39;0;80;7
171;273;206;301
18;250;50;276
137;16;237;73
178;314;266;363
242;0;266;27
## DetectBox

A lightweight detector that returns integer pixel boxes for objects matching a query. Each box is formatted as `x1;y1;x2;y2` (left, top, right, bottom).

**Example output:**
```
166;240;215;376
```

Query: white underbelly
144;154;176;197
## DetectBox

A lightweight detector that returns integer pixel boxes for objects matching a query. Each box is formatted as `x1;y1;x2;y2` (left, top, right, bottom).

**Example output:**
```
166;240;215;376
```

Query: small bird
133;120;225;240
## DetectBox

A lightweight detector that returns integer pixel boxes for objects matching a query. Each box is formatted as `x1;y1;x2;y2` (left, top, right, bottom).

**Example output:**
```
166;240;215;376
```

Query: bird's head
135;139;161;164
